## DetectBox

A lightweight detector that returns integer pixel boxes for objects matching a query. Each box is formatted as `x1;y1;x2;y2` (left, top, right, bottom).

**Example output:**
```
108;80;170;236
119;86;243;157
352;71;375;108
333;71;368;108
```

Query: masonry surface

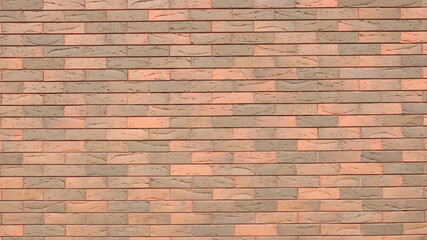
0;0;426;239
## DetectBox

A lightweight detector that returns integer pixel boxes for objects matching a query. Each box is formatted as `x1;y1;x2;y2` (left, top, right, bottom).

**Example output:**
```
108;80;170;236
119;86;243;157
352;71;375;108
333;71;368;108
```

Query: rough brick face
0;0;426;238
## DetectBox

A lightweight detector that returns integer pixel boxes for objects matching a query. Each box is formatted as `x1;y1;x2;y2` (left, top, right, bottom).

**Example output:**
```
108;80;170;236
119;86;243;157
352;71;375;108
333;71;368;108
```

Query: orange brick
44;118;85;128
383;187;424;199
0;177;23;188
298;188;340;199
148;34;190;44
234;152;276;163
297;0;336;7
235;224;277;236
3;23;43;33
66;177;107;188
321;200;363;211
44;213;85;224
128;117;169;128
339;116;382;127
171;165;212;176
403;223;427;234
2;189;43;200
402;151;427;162
401;32;427;43
0;225;23;236
129;69;171;81
321;224;361;235
212;69;255;80
192;152;233;163
2;94;43;105
170;213;211;224
213;189;255;200
66;201;108;212
212;93;254;104
298;164;339;175
0;58;23;69
150;201;192;212
106;34;148;45
65;58;107;69
402;79;427;90
340;163;383;175
2;118;40;128
64;34;106;45
128;189;170;200
149;10;190;21
44;141;85;152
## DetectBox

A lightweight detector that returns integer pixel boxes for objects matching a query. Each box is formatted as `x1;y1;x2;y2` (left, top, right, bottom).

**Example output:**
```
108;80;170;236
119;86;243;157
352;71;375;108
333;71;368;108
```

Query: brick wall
0;0;426;238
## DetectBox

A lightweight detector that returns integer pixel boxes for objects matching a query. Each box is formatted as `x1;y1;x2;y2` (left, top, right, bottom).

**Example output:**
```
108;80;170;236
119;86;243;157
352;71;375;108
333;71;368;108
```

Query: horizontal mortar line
1;150;425;153
2;42;425;46
4;43;425;46
1;18;426;23
1;6;425;10
2;91;426;94
16;66;427;69
6;137;427;141
0;30;425;34
2;150;424;152
7;53;427;56
1;127;424;130
8;186;427;189
13;68;427;71
0;211;424;214
1;102;425;105
3;55;427;58
2;114;421;117
1;32;426;36
11;56;427;59
1;197;426;200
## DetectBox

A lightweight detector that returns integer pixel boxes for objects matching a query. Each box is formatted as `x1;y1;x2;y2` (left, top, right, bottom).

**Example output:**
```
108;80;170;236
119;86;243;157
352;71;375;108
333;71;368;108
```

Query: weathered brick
2;0;43;9
362;224;403;235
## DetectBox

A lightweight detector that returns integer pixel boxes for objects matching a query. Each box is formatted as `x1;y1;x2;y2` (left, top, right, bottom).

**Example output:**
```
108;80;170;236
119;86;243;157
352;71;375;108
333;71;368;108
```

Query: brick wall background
0;0;426;238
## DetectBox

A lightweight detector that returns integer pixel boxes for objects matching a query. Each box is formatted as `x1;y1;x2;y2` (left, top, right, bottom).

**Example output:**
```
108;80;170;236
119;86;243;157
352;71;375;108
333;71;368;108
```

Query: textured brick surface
0;0;426;238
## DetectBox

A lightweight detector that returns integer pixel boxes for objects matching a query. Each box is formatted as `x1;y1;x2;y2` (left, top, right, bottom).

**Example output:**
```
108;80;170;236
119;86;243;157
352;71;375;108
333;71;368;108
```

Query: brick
23;201;65;213
21;11;63;22
66;201;107;212
2;0;42;9
3;189;43;200
362;224;403;235
44;189;85;200
65;10;106;21
341;188;382;199
322;224;361;235
299;188;340;199
24;225;65;236
2;213;43;224
278;224;320;235
87;165;127;176
65;225;107;236
128;189;170;201
43;0;84;9
66;177;107;188
129;213;168;224
236;224;276;236
24;177;64;188
192;176;234;188
109;201;149;213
